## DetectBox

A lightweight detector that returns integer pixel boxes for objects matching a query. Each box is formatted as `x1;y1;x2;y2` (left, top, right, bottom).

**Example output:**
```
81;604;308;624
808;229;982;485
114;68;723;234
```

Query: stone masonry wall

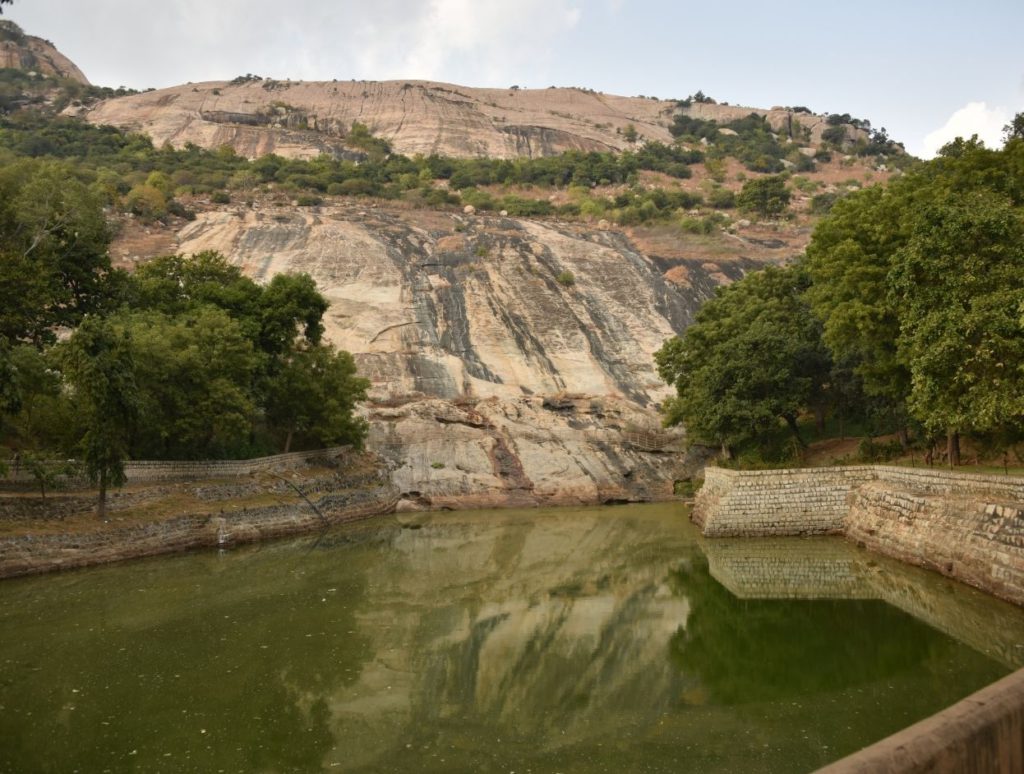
1;446;352;489
693;466;875;537
0;481;399;579
694;465;1024;606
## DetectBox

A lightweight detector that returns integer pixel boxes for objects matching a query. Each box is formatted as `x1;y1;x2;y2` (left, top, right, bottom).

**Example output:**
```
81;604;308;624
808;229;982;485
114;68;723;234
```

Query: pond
1;503;1023;773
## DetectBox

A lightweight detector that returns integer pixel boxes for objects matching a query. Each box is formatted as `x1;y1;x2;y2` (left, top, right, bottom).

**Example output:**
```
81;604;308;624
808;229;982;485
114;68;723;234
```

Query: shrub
125;184;167;221
809;191;841;214
736;175;791;218
166;199;196;220
210;190;230;204
822;125;848;147
707;187;736;209
858;437;902;462
556;270;576;286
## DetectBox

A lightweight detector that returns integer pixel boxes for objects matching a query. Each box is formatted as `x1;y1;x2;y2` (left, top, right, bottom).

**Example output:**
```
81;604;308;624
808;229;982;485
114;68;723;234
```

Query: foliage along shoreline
656;117;1024;469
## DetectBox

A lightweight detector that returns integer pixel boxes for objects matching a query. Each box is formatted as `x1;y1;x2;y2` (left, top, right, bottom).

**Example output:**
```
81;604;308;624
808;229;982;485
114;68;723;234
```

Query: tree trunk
896;426;909;450
947;430;961;467
284;428;294;454
784;415;807;448
814;405;826;434
97;469;107;520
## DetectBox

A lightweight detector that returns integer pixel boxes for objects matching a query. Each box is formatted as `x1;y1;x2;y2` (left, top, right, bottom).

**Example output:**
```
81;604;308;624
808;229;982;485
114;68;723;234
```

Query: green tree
0;339;19;418
1004;112;1024;143
61;317;139;519
0;159;114;344
889;191;1024;463
258;272;328;355
801;184;914;438
116;308;260;459
655;266;830;457
265;344;369;453
128;251;262;323
736;175;791;219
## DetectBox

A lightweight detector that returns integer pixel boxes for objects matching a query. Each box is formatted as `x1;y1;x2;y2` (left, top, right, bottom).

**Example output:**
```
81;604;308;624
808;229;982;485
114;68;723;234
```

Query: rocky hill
1;25;890;509
0;20;88;84
76;77;866;160
112;199;809;509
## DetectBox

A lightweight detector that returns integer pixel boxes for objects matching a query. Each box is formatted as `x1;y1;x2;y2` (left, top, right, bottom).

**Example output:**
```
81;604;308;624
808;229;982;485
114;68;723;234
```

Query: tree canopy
0;164;371;510
658;129;1024;464
655;266;830;457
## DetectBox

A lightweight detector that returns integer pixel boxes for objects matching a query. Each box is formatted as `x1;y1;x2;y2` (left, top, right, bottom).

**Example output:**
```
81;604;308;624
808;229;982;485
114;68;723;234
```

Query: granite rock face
139;202;778;506
0;21;89;84
77;77;861;160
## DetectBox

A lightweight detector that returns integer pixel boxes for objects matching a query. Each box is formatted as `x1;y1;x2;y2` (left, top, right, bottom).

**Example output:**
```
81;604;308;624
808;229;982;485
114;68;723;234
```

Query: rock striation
123;201;793;507
77;77;858;160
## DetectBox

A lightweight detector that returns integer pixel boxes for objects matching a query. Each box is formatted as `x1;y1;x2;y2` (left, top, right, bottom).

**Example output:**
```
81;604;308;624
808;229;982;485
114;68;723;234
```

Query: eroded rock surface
0;21;89;83
78;77;858;160
123;202;791;507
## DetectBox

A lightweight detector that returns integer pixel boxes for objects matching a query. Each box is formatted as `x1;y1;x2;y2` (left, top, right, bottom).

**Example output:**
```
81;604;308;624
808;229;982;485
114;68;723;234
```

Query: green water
1;504;1023;773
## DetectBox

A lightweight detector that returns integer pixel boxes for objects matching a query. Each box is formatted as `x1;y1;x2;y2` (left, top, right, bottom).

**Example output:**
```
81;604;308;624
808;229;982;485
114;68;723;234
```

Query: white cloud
8;0;585;89
354;0;584;84
920;102;1011;158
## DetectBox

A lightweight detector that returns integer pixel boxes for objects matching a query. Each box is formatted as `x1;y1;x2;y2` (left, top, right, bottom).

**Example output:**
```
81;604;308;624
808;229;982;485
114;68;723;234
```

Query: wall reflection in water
0;504;1020;773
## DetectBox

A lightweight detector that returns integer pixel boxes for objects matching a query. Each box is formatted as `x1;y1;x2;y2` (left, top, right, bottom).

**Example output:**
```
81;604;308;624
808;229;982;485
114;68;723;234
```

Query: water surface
1;503;1022;773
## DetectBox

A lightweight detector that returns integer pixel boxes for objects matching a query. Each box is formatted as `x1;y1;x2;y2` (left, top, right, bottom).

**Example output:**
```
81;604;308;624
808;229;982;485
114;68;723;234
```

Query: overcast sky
7;0;1023;157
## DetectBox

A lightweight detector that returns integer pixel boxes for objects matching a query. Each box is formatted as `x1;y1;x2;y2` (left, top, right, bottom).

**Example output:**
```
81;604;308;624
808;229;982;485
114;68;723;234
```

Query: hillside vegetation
657;122;1024;469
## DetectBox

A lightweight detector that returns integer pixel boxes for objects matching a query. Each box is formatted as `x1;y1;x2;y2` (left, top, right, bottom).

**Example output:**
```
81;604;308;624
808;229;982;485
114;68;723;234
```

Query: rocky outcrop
132;201;788;507
76;80;674;159
0;20;88;83
681;102;870;146
75;77;867;160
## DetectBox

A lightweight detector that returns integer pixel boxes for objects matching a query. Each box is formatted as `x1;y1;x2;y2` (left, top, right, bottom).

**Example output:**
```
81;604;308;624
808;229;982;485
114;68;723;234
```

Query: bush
125;184;167;221
822;125;848;147
296;194;322;207
210;190;230;204
858;437;903;462
736;175;791;218
707;187;736;209
166;199;196;220
556;270;576;286
809;191;841;214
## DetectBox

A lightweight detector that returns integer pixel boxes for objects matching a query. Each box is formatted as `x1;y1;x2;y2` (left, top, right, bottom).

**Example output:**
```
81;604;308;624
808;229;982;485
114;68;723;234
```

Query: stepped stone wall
694;465;1024;606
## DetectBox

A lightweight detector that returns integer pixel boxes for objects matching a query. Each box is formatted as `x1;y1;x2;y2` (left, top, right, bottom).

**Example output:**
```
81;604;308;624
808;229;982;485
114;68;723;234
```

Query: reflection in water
0;504;1021;773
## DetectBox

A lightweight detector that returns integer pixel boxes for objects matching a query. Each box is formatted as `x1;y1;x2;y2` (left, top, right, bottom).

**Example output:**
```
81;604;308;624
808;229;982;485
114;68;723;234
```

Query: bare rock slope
80;77;850;160
0;20;88;83
124;202;799;508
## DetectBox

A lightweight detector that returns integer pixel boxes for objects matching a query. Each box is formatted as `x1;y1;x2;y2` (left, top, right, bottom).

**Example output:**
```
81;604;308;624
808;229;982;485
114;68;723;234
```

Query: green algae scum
2;503;1022;773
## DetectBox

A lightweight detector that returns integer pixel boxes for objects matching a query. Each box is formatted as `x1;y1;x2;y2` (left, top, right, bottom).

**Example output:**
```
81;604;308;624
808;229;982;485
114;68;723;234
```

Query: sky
7;0;1023;158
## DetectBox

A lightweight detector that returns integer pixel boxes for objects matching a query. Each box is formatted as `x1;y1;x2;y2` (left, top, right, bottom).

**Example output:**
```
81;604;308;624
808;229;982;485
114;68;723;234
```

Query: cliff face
78;77;852;160
120;202;800;507
0;21;89;84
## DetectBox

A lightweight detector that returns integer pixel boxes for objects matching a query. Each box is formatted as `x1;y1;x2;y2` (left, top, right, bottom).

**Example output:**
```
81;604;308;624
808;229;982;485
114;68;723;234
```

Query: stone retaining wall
0;482;399;579
694;465;1024;606
693;466;875;536
816;666;1024;773
1;446;352;489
